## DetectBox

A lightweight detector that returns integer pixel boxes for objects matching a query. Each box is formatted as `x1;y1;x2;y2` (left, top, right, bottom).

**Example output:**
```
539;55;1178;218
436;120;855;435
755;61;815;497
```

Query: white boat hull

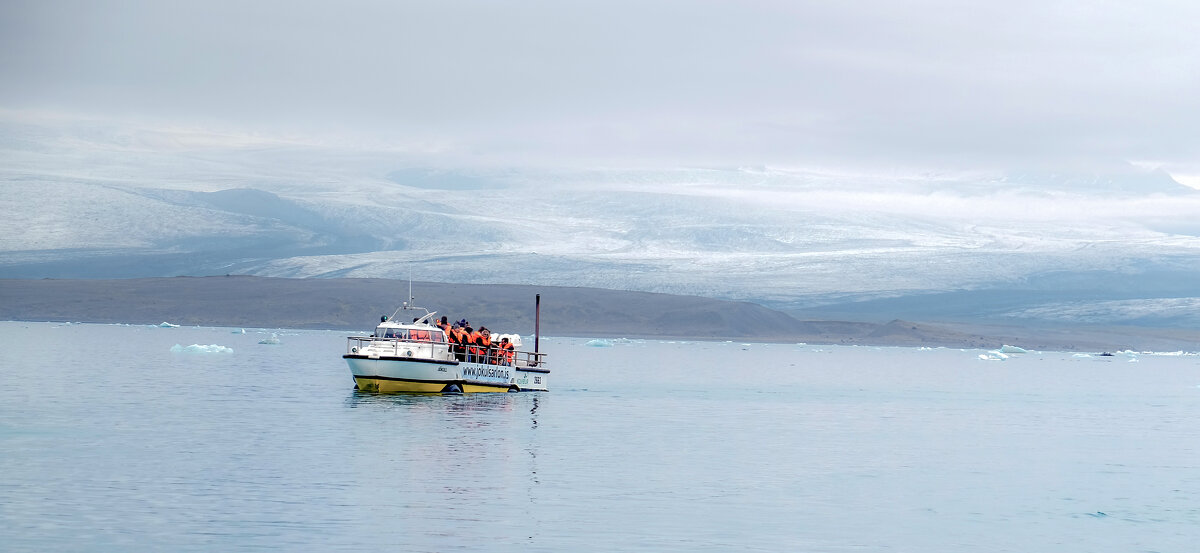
345;355;549;393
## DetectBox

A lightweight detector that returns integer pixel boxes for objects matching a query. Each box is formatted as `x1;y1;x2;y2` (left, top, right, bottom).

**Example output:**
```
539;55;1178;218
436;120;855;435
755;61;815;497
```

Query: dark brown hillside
3;276;1196;350
0;276;811;340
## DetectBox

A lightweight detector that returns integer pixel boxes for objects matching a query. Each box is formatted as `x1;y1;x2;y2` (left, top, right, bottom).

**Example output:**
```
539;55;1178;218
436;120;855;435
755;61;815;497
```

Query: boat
343;296;549;393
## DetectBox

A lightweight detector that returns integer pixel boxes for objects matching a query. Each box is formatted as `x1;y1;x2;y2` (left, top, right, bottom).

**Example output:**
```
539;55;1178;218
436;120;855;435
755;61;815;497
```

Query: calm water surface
1;321;1198;552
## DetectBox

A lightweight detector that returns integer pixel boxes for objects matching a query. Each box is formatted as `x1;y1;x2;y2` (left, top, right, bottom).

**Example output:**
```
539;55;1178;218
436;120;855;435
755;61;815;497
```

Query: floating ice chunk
258;333;281;345
171;343;233;353
979;350;1009;361
1072;353;1093;358
159;322;179;328
998;345;1028;354
586;339;613;347
232;328;246;334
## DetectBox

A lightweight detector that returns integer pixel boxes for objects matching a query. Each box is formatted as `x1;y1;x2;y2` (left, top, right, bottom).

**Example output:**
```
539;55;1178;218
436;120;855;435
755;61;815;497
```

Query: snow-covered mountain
4;117;1200;326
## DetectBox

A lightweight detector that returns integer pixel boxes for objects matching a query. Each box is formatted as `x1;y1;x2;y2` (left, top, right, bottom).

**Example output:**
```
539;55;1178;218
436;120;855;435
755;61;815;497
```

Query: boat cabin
374;324;445;343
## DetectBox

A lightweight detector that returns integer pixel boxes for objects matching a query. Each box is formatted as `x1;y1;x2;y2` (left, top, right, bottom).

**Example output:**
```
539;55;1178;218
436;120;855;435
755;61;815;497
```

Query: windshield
376;327;445;342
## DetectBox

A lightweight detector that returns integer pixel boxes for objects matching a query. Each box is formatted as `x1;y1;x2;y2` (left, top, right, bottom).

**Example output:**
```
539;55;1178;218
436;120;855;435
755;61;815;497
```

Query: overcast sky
3;0;1199;180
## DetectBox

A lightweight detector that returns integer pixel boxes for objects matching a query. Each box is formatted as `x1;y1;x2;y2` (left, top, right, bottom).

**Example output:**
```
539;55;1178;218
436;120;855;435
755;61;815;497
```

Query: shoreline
2;276;1198;352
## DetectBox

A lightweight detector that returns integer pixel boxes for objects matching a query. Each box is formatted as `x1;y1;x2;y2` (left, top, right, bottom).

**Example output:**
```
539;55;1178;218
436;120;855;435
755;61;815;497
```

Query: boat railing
346;336;451;359
514;351;549;371
348;335;548;370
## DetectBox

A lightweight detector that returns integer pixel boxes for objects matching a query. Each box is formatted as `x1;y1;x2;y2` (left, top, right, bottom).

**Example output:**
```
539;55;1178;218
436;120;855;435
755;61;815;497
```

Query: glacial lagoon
1;321;1198;552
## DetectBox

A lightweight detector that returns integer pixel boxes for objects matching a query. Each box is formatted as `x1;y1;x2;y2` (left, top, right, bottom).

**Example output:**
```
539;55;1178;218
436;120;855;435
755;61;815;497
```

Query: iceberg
170;343;233;354
232;328;246;334
258;333;281;345
979;350;1009;361
158;322;179;328
998;345;1028;354
585;339;614;347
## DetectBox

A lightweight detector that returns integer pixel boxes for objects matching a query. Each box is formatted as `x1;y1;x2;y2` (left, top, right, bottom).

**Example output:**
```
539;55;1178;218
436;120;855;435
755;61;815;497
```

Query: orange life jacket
501;341;515;364
480;333;493;362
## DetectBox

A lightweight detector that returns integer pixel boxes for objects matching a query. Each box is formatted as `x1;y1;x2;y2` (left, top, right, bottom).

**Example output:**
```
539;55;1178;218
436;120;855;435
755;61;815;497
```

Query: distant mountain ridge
4;117;1200;330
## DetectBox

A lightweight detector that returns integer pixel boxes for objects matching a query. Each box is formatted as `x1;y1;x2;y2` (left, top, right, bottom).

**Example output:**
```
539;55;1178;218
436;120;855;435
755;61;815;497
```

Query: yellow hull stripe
354;377;511;394
461;383;511;393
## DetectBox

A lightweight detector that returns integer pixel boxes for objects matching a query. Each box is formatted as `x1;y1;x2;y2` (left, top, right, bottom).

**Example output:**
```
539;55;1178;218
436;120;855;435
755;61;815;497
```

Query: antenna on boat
408;264;414;305
534;293;541;356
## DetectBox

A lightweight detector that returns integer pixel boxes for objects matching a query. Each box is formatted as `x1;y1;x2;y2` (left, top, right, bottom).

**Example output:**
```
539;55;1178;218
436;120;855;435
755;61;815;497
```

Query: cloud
2;1;1199;172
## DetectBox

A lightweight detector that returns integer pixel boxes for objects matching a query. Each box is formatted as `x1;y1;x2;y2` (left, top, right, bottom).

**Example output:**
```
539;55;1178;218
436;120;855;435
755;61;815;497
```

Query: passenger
448;324;464;361
459;325;470;361
499;337;515;366
466;326;481;362
438;316;451;334
479;327;492;364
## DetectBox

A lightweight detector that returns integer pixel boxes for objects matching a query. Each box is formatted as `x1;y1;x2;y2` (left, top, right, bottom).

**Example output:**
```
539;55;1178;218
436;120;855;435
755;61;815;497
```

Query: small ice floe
170;343;233;354
158;322;179;328
998;344;1029;354
918;346;934;351
586;339;614;347
258;333;281;345
1072;353;1093;358
979;350;1009;361
232;328;246;334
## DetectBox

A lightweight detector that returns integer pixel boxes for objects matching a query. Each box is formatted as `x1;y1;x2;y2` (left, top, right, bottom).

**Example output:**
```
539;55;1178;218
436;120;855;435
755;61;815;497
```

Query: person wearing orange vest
499;338;515;366
466;326;482;362
450;324;467;361
479;327;492;364
445;323;458;358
